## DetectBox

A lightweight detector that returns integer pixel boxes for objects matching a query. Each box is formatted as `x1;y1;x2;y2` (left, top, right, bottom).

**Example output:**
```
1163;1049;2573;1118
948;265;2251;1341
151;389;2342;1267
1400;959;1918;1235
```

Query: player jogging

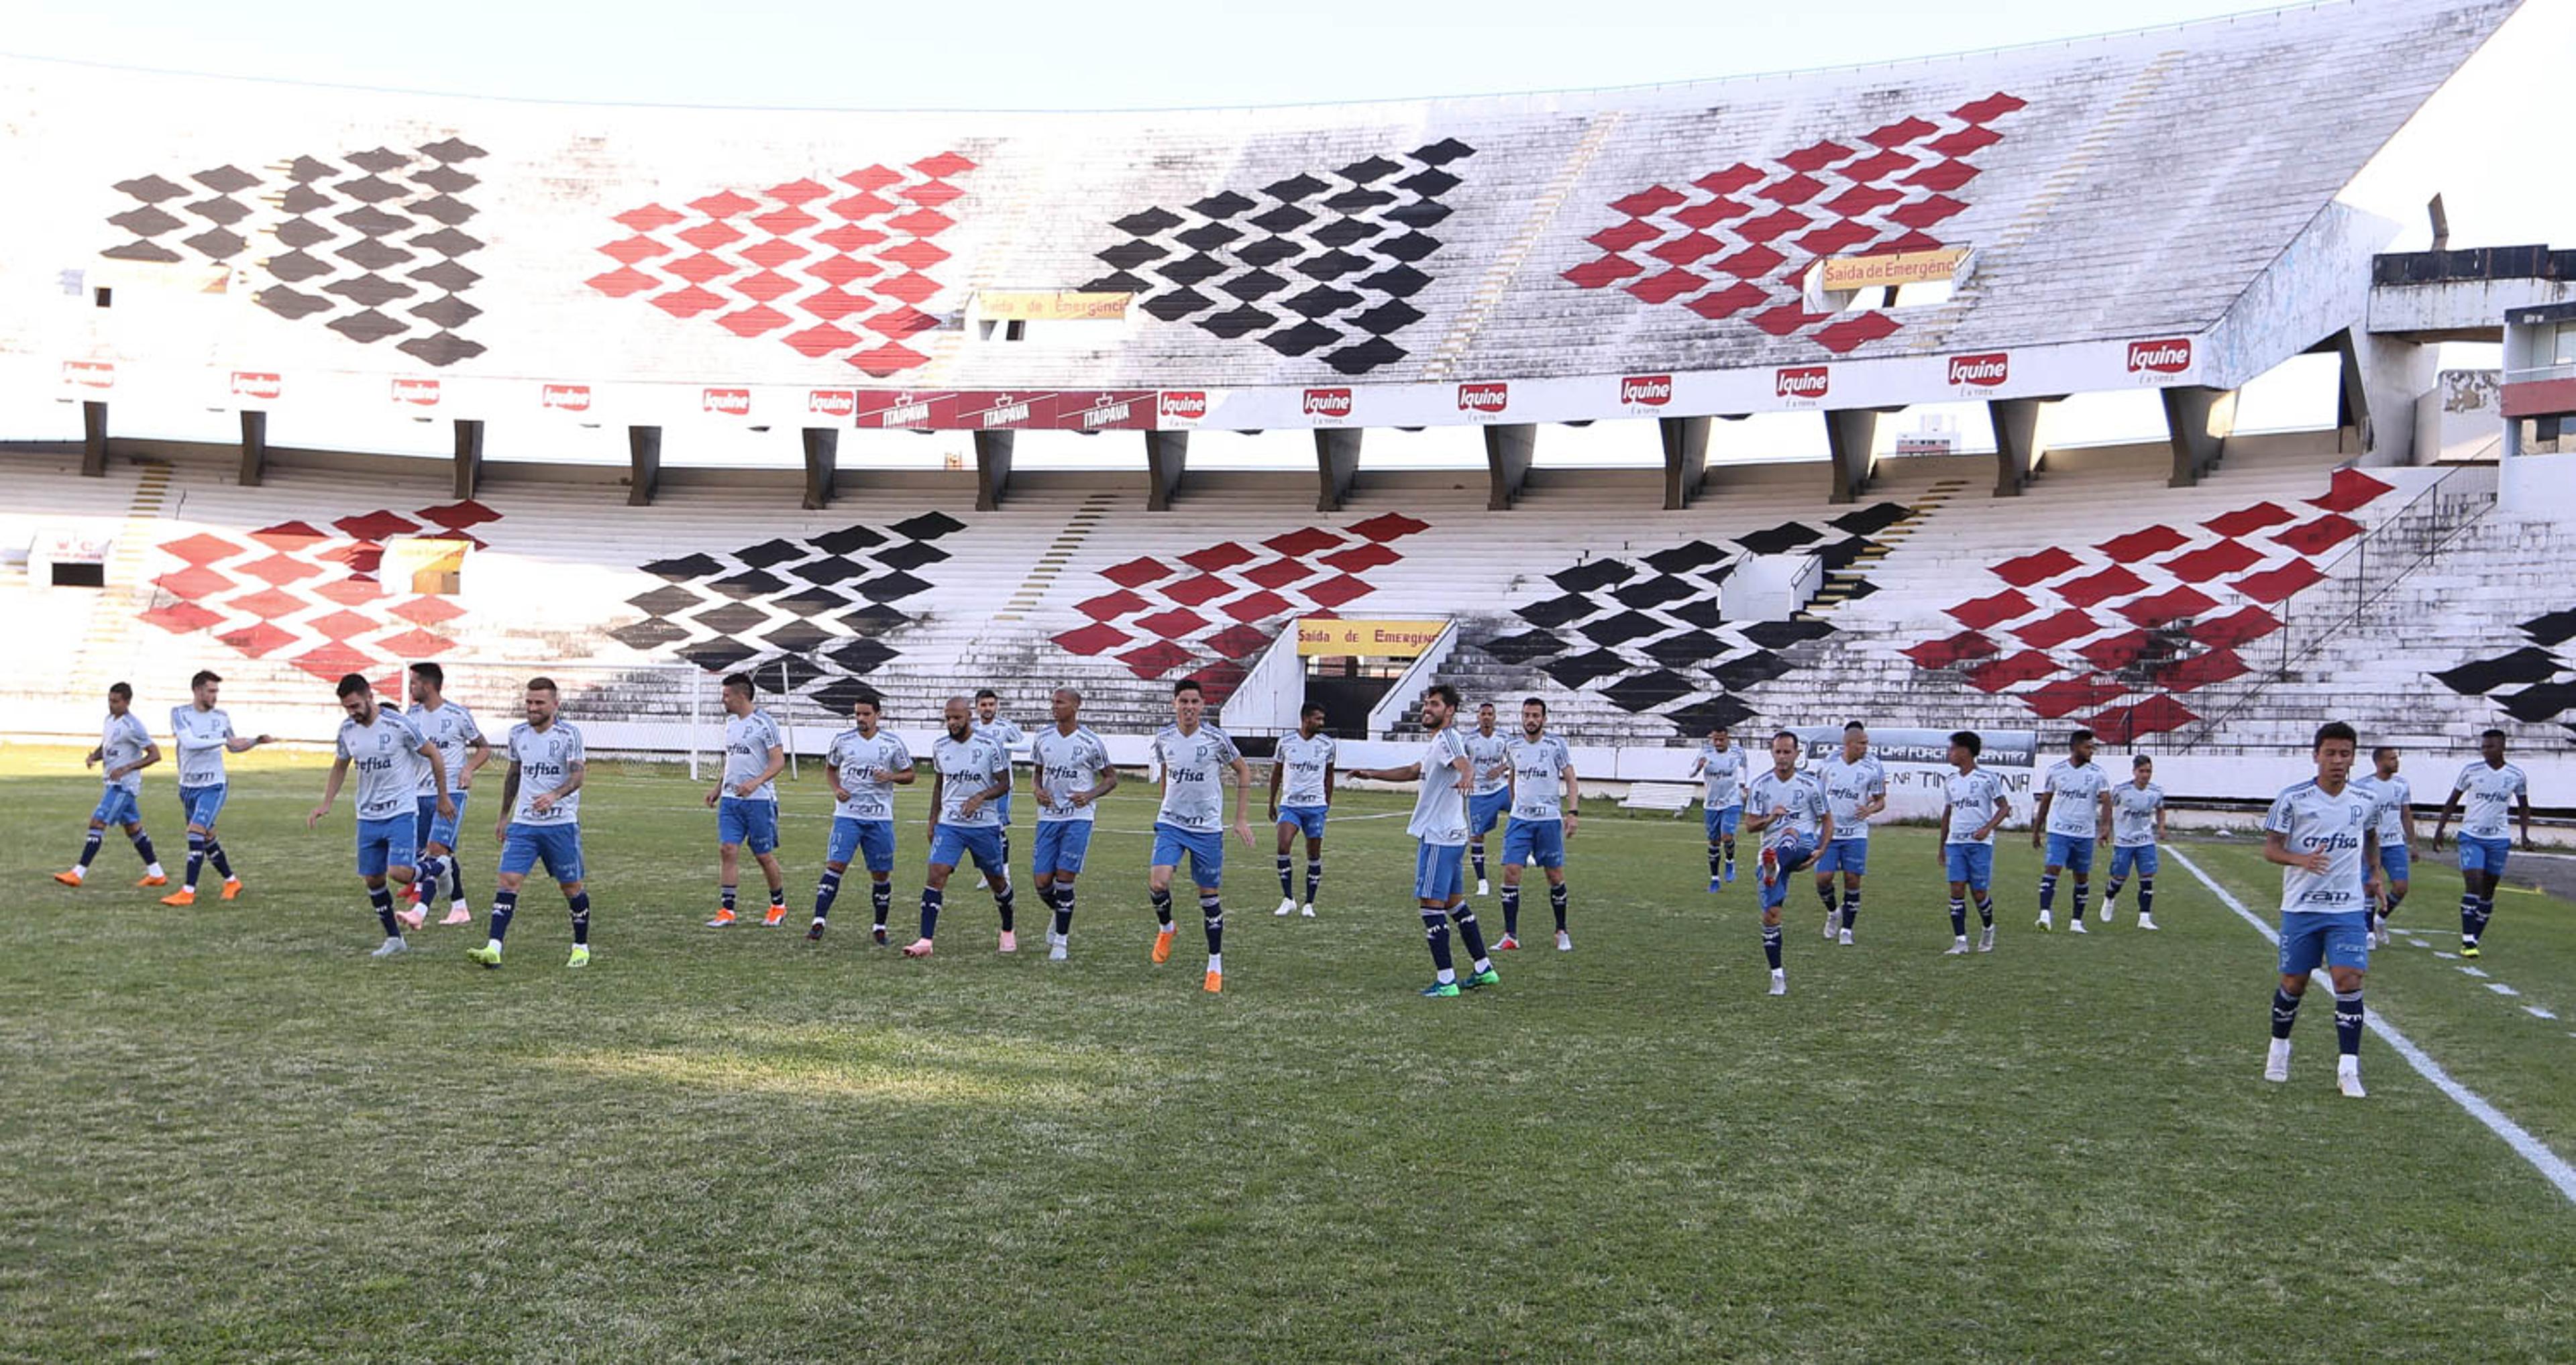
160;669;271;905
812;688;914;944
1269;702;1336;919
1498;697;1578;952
2098;755;2166;930
1348;683;1501;998
1743;730;1832;996
1145;677;1253;993
1464;702;1511;896
902;696;1016;959
973;688;1026;879
2261;720;2379;1099
404;661;489;925
1813;720;1886;945
307;673;449;958
1687;723;1748;891
2430;728;2532;958
1939;731;2011;955
1030;688;1118;961
467;677;594;969
2349;746;2416;948
2033;728;2112;933
54;681;167;890
704;673;788;928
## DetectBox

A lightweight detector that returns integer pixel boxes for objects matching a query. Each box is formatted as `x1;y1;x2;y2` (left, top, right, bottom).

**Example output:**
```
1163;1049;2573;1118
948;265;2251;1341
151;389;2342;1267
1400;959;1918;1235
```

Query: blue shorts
1945;842;1996;889
1032;820;1093;877
930;822;1008;878
827;817;896;874
1277;805;1329;841
2377;843;2409;883
1502;817;1566;869
1469;789;1510;838
354;813;417;879
2043;832;2097;874
1413;840;1467;904
2110;844;2160;881
415;790;468;852
2279;910;2371;976
1152;822;1225;889
91;787;142;827
1760;832;1819;910
1814;836;1869;877
178;783;229;830
718;796;779;855
499;822;586;884
2458;835;2512;877
1704;804;1742;841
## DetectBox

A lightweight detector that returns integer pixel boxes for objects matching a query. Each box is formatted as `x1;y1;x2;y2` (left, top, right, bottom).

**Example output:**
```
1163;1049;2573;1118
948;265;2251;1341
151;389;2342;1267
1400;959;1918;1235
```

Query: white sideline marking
2168;847;2576;1206
2434;951;2460;960
2488;983;2522;997
2461;967;2491;978
2527;1007;2557;1020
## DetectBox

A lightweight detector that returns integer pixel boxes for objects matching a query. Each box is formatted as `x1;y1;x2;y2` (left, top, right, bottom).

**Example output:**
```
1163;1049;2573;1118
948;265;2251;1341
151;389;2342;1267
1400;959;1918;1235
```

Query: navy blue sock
130;830;158;867
1816;879;1837;914
870;877;892;926
2333;990;2364;1056
1763;924;1782;970
2460;893;2480;940
76;828;103;869
489;888;519;942
1199;893;1223;956
445;856;465;904
1707;841;1723;878
1452;903;1491;969
1721;836;1736;869
1471;843;1487;883
1550;883;1568;932
1305;858;1322;906
2475;897;2496;939
2038;872;2058;912
1840;887;1860;930
814;867;844;920
995;882;1016;932
1974;893;1994;927
184;832;207;890
2104;876;2127;904
1500;885;1521;938
205;838;234;879
720;883;738;914
1421;909;1454;977
918;885;945;940
2072;878;2090;922
1149;885;1173;928
370;885;400;937
1277;853;1294;898
415;854;449;890
1053;885;1075;938
2271;987;2300;1040
2137;877;2154;916
568;891;590;946
1949;897;1968;937
768;882;786;911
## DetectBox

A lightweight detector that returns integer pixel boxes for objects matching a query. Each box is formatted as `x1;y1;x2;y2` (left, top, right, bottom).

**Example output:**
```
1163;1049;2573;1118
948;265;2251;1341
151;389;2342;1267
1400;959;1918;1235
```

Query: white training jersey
1464;728;1511;797
336;710;429;821
2452;761;2528;841
931;732;1011;828
1943;767;2011;845
169;705;235;788
1275;732;1336;809
2110;781;2166;848
973;715;1026;750
1506;733;1574;822
826;727;913;822
1747;769;1829;845
1408;726;1470;846
1030;724;1113;824
2041;759;2110;838
1697;743;1748;810
101;710;153;794
407;700;484;795
723;709;784;803
507;721;586;826
2264;778;2376;916
2351;773;2411;845
1153;724;1242;833
1818;753;1887;842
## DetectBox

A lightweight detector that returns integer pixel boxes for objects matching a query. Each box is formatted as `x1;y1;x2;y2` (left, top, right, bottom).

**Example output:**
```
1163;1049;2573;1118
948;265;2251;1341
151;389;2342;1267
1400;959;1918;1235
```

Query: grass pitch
3;746;2572;1362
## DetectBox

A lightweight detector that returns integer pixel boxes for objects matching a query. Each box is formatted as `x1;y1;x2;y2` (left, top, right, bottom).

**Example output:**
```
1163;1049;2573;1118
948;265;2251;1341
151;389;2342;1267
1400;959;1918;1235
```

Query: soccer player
468;677;593;969
1743;730;1832;996
1938;731;2012;955
2349;747;2416;948
902;696;1016;959
56;681;167;889
159;669;272;906
2032;728;2112;934
1813;720;1886;945
2099;755;2167;931
973;688;1026;877
2261;720;2379;1098
1686;722;1748;891
1146;677;1253;993
306;673;449;958
1030;687;1117;961
1464;702;1511;896
1269;702;1336;918
1347;683;1500;998
704;673;788;928
1498;697;1578;952
2430;728;2532;958
812;687;914;944
404;661;489;925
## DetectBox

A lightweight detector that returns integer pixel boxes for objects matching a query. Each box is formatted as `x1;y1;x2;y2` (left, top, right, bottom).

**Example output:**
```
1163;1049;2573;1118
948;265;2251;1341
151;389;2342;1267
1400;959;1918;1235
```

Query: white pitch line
2461;966;2491;978
2528;1007;2558;1021
2488;983;2523;997
2167;846;2576;1206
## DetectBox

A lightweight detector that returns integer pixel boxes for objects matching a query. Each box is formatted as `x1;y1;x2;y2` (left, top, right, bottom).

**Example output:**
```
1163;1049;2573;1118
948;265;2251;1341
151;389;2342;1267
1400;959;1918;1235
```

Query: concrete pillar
974;431;1014;511
626;425;661;506
1483;423;1536;510
1659;415;1711;510
1824;408;1877;504
237;411;268;488
1987;396;2049;497
1146;430;1189;512
2336;327;2432;468
1313;428;1360;512
2161;385;2237;487
80;401;107;477
451;418;483;500
800;427;838;510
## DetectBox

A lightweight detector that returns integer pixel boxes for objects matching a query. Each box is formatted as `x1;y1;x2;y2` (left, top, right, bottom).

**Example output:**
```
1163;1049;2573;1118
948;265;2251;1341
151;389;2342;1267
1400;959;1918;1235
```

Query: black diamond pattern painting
100;139;488;366
2434;622;2576;730
1079;141;1476;375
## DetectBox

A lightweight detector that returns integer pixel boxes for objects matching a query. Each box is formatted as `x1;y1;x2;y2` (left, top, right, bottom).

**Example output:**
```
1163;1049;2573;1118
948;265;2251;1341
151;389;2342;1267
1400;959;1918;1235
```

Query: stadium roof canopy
0;0;2522;435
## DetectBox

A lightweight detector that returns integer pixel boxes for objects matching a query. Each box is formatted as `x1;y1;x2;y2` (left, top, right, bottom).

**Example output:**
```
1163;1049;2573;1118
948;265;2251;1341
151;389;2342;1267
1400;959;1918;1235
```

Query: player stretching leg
1813;721;1886;945
1030;688;1117;961
54;681;167;889
905;697;1016;959
1269;702;1337;918
468;677;594;969
1146;678;1253;993
161;670;271;905
704;673;789;928
1498;698;1578;952
2033;728;2110;933
1939;732;2012;954
1743;731;1832;995
972;689;1026;887
814;688;913;944
2350;747;2416;948
2261;721;2379;1098
1348;683;1498;997
404;662;489;925
1463;702;1511;897
2100;755;2167;930
2430;729;2531;959
307;673;448;958
1687;723;1748;891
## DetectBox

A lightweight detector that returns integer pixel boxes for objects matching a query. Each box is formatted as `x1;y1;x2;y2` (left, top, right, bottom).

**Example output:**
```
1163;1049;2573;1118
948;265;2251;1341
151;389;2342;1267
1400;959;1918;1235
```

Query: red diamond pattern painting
587;153;976;377
1563;93;2024;355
